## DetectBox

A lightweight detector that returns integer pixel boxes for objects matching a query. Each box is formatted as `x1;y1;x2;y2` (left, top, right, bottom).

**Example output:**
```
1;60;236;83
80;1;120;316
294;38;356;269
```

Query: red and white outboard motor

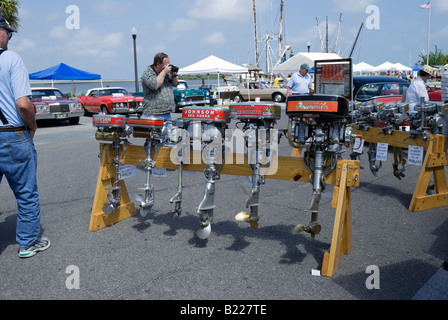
229;102;281;229
286;94;349;240
127;115;168;216
93;114;132;214
181;106;231;239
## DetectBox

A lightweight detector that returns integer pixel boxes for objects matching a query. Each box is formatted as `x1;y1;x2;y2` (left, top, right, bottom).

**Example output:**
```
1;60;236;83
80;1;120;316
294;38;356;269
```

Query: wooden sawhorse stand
89;142;360;277
352;126;448;212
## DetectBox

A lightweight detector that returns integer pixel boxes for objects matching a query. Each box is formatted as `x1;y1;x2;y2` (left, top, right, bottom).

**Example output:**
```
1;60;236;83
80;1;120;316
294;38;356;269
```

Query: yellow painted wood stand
353;126;448;212
90;142;360;276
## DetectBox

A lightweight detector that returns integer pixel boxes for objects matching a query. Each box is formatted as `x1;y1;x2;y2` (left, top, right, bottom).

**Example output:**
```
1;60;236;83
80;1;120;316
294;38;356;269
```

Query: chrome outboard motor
127;116;168;216
286;94;349;240
229;103;281;229
93;114;132;215
407;98;445;141
181;106;231;239
349;101;383;176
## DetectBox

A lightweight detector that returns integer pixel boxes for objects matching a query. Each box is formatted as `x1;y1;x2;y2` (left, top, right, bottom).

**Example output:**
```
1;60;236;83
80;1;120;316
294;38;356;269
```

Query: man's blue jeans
0;131;41;249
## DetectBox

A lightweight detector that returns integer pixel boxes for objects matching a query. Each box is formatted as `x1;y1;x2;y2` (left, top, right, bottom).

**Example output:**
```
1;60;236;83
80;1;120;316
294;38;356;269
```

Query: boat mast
349;22;364;58
278;0;284;63
316;18;324;53
253;0;259;68
333;13;342;54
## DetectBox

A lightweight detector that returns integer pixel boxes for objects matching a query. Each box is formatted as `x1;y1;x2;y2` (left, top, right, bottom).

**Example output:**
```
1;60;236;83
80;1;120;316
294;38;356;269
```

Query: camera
170;65;179;73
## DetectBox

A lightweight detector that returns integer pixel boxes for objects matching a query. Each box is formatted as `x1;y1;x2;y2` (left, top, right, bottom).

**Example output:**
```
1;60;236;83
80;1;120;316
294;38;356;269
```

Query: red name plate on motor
127;116;165;128
182;106;230;123
229;103;281;120
287;100;339;113
93;114;126;127
286;95;348;117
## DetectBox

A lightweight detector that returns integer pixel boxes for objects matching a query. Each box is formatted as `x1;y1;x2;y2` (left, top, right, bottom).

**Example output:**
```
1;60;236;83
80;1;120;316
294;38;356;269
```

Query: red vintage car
77;87;143;115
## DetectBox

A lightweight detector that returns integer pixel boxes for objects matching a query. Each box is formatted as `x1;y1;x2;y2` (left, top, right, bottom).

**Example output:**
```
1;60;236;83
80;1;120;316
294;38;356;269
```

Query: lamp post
307;41;311;52
132;27;139;92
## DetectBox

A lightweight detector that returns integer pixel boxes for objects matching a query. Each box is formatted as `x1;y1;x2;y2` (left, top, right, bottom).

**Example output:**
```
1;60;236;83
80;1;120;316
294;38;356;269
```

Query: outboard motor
181;106;231;239
407;98;445;141
127;116;168;216
286;94;349;240
229;102;281;229
93;114;132;214
349;101;383;176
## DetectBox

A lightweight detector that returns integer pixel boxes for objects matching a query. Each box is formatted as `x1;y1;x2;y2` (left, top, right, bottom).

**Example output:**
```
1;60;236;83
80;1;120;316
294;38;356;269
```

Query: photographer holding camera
141;52;179;119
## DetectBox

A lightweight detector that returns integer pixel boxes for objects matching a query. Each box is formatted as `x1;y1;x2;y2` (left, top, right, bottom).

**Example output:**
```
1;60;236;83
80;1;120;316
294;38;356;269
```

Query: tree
0;0;20;31
418;45;448;66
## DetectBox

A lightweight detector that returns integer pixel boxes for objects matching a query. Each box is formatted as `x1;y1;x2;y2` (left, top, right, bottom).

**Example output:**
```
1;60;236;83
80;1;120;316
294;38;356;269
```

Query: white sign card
119;164;136;180
408;145;424;166
375;143;389;161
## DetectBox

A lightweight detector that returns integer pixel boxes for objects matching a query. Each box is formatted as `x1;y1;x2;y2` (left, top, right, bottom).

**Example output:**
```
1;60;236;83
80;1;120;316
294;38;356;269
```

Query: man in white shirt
405;65;435;112
286;63;313;96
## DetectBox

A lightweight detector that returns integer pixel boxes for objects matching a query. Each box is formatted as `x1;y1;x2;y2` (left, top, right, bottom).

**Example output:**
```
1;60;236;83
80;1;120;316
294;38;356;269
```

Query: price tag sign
408;145;424;166
353;137;364;154
119;164;136;180
376;143;389;161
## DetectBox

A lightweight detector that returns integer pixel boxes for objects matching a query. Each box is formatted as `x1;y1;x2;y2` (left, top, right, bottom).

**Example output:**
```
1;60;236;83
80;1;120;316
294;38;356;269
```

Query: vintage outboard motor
349;101;383;176
127;115;168;216
286;94;349;240
93;114;132;214
407;98;445;141
229;102;281;229
181;106;231;239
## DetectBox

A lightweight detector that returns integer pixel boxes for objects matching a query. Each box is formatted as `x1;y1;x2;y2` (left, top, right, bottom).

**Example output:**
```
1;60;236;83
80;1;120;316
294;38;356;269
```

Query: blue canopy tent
29;63;102;94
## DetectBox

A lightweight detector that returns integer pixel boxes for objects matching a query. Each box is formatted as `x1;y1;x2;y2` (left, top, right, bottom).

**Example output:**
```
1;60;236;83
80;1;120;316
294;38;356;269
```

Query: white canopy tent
178;55;248;99
392;63;412;72
272;52;342;74
374;61;396;72
353;62;376;73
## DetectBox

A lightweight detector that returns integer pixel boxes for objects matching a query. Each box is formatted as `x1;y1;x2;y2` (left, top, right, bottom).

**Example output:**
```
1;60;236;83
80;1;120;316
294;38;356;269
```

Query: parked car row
30;76;443;126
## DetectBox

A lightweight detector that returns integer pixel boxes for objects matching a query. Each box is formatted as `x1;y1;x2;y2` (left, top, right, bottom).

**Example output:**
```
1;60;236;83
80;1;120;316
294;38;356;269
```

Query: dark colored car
31;87;84;125
353;76;410;103
173;80;210;112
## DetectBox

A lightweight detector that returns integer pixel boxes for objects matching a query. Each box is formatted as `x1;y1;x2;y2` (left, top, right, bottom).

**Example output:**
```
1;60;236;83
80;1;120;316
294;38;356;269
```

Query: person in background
0;13;50;258
405;65;435;112
140;52;179;120
286;63;313;96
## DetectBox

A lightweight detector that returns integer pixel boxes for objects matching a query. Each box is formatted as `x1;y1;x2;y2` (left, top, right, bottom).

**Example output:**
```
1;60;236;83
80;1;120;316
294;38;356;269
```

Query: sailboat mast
253;0;259;68
333;13;342;53
278;0;284;63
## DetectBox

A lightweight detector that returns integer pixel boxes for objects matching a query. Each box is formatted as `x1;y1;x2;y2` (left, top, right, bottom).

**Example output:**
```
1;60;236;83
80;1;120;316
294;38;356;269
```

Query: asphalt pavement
1;113;447;305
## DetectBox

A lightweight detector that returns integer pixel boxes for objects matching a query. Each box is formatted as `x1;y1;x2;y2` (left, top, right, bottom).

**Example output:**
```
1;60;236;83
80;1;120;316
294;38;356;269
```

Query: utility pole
253;0;259;68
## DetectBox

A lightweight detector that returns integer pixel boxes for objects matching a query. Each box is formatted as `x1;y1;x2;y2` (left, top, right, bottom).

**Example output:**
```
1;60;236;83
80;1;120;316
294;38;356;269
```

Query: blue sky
8;0;448;80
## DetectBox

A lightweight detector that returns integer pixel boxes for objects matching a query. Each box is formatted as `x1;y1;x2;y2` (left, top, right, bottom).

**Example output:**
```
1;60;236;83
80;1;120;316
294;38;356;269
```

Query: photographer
141;52;179;119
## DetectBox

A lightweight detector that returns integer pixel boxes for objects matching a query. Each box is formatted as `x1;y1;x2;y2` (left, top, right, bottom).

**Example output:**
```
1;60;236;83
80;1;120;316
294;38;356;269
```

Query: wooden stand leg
89;143;136;232
321;161;358;277
409;135;448;212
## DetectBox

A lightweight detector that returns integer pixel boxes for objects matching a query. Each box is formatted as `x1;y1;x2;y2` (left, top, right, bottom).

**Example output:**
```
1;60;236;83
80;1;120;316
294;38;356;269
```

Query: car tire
69;117;80;125
234;94;244;103
101;105;110;114
273;93;285;102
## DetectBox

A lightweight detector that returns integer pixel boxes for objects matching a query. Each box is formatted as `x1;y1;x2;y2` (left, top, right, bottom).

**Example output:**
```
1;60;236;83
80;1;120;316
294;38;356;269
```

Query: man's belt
0;126;26;132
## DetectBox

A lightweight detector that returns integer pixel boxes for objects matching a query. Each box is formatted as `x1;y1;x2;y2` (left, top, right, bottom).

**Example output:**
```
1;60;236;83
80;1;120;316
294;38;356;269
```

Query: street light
307;41;311;52
132;27;139;93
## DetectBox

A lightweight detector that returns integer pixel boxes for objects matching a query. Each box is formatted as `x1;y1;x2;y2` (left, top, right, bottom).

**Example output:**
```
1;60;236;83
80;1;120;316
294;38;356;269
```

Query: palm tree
0;0;20;31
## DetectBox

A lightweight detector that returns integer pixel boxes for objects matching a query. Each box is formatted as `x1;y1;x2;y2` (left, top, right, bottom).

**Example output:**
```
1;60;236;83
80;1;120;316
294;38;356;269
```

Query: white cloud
202;32;226;46
10;39;36;52
188;0;252;21
331;0;380;13
170;18;199;35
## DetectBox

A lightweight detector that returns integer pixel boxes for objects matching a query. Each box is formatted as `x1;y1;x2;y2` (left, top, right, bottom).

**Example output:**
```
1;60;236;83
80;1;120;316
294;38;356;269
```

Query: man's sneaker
19;237;51;258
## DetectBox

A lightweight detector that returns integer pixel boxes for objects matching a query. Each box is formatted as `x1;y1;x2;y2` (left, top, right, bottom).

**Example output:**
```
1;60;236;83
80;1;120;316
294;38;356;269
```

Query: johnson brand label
93;115;126;127
182;107;230;123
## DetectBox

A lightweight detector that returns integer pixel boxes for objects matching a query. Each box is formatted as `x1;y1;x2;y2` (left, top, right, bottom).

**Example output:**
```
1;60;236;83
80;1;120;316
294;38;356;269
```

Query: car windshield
177;82;188;90
98;88;129;96
32;89;65;99
355;82;409;101
244;82;270;89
